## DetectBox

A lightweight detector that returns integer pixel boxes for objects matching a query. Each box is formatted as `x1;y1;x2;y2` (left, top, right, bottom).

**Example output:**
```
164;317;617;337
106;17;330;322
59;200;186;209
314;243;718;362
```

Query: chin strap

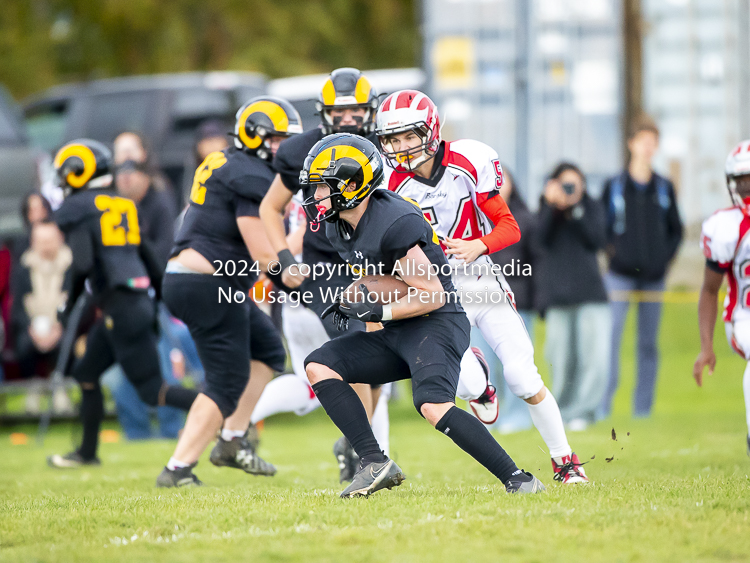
310;206;326;233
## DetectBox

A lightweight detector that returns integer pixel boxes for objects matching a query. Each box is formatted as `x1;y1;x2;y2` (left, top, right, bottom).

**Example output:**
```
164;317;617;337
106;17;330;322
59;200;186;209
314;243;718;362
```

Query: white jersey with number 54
383;139;503;262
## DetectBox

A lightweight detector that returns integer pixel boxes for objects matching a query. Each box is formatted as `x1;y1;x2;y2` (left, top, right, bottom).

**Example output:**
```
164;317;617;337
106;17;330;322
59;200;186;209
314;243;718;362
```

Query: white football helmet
375;90;441;171
725;139;750;211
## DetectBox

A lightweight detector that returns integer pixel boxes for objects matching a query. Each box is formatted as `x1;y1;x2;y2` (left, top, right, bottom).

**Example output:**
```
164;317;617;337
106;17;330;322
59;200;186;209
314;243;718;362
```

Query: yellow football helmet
53;139;113;195
316;68;378;135
233;95;303;161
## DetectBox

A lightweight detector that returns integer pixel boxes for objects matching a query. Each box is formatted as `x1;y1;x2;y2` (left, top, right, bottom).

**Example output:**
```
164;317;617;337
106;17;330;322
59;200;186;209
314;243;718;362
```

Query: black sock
435;406;519;483
78;385;104;460
312;379;386;465
164;385;199;411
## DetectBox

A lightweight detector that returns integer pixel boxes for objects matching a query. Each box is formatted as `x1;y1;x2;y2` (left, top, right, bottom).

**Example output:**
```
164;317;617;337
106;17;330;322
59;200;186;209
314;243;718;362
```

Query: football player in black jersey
47;139;199;469
301;134;545;497
259;68;384;481
155;96;300;487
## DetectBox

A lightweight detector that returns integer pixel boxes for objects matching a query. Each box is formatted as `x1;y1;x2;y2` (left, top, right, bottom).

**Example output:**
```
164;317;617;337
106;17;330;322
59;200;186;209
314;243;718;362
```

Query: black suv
23;72;266;203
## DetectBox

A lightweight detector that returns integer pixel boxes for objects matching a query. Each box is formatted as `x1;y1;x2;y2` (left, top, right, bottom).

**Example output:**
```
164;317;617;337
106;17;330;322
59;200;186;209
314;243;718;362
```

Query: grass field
1;302;750;562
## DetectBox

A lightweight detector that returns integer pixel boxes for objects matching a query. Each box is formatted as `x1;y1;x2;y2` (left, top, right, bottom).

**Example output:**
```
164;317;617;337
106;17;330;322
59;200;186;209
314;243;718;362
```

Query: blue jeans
600;271;665;418
102;305;204;439
470;310;534;431
545;303;610;423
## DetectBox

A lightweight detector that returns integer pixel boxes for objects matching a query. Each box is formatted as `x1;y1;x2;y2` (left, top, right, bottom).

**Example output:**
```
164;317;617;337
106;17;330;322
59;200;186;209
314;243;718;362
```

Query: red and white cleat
551;452;589;484
468;347;500;425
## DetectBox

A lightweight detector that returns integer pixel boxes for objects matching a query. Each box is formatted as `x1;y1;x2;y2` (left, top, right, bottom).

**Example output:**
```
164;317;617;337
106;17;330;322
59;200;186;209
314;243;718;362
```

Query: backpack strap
609;172;627;235
655;175;672;213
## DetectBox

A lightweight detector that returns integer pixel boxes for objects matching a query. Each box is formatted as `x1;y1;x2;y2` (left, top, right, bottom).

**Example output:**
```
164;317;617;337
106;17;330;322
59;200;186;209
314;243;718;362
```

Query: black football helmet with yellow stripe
53;139;113;196
234;95;303;161
300;133;384;225
316;68;378;135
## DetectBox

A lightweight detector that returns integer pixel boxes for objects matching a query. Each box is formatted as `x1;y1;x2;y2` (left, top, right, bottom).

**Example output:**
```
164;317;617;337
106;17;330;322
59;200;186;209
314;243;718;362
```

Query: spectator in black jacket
600;117;683;418
536;163;610;430
471;168;535;433
113;132;178;268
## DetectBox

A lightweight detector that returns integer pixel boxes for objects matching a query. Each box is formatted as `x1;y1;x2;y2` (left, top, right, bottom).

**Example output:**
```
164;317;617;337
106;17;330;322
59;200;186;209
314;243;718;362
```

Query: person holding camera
535;163;610;430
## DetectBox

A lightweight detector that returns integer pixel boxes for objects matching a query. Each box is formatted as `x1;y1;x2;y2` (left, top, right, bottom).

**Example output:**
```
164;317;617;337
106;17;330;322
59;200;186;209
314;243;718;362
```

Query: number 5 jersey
383;139;520;272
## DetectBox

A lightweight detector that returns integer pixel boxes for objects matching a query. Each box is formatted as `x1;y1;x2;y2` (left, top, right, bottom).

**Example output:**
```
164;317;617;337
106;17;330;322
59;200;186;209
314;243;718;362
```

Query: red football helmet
375;90;441;171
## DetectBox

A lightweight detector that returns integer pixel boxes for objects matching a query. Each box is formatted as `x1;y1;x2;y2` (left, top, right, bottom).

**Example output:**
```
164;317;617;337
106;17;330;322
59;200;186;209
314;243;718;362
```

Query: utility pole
623;0;643;161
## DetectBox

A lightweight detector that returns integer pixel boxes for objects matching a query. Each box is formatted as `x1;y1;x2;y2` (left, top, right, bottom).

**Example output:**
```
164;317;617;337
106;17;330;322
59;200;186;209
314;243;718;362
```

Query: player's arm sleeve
700;214;735;269
381;214;427;265
476;192;521;253
271;147;301;194
705;258;727;274
64;224;94;312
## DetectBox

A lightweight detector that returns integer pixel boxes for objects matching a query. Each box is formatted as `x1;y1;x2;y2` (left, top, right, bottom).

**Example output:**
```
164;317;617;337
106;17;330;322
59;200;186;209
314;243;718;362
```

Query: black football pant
72;289;198;460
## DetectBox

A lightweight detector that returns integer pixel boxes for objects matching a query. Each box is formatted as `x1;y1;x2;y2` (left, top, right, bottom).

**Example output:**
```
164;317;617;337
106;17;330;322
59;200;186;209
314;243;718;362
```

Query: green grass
1;302;750;562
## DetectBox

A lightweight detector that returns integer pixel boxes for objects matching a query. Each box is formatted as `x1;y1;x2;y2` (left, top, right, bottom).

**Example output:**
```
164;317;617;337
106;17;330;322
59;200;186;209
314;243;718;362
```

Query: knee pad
503;360;543;400
133;377;162;407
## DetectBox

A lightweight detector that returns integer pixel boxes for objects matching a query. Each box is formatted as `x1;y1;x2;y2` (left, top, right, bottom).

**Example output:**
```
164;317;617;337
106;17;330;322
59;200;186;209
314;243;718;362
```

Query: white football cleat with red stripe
551;452;589;484
467;347;500;425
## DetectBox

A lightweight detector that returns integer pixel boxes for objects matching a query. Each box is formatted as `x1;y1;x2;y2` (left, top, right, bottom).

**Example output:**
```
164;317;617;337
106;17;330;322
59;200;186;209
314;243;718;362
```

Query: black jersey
55;188;152;304
273;127;380;266
325;189;462;315
172;147;274;289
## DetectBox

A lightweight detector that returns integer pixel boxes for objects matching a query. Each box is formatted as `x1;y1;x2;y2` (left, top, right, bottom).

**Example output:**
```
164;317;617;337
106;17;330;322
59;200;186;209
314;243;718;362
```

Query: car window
84;91;154;142
25;100;68;152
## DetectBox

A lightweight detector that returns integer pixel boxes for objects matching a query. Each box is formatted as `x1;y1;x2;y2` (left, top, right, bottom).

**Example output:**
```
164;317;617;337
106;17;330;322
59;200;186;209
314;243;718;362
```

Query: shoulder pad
701;207;744;265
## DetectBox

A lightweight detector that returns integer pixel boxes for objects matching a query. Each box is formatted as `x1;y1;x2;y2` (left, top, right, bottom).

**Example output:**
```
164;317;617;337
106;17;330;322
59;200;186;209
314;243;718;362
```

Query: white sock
744;363;750;437
221;429;245;441
526;389;572;459
457;348;488;401
167;457;190;470
371;385;391;457
250;374;320;424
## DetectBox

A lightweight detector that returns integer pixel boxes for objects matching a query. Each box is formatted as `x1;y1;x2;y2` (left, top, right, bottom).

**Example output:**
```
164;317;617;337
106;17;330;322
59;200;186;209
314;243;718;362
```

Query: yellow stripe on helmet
308;145;374;199
54;144;97;188
354;76;372;104
237;100;290;149
320;78;337;106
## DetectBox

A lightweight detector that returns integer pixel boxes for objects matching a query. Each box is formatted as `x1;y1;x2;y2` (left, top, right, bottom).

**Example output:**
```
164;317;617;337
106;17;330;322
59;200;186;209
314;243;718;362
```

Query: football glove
320;284;383;331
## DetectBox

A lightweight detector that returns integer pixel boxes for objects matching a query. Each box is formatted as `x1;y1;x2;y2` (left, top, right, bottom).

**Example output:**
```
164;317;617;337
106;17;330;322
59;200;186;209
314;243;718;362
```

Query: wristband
382;304;393;321
277;248;298;272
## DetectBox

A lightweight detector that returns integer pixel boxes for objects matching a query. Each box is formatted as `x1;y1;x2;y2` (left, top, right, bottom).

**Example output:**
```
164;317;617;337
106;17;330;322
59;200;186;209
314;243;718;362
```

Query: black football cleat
333;436;360;483
244;424;260;453
209;436;277;476
339;458;405;499
47;451;101;469
156;463;202;488
505;470;546;494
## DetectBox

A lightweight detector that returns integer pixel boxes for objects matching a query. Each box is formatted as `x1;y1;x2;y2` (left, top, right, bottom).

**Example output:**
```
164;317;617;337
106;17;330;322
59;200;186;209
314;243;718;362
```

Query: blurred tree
0;0;418;99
